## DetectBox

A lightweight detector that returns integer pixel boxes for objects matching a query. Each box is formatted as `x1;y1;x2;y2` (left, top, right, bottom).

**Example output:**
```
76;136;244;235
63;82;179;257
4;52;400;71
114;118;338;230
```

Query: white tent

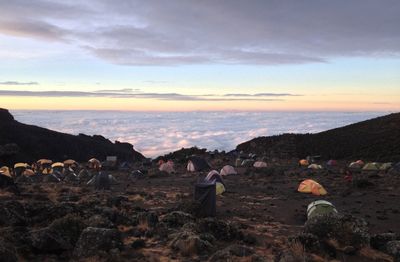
253;161;267;168
220;165;237;176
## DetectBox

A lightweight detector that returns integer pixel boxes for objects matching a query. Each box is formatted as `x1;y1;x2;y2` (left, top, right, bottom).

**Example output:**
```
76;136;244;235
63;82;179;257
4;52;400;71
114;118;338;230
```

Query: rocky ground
1;161;400;261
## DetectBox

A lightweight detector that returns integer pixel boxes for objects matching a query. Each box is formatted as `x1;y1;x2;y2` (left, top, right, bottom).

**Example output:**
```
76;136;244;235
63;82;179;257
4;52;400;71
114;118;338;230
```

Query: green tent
362;162;380;171
307;200;338;219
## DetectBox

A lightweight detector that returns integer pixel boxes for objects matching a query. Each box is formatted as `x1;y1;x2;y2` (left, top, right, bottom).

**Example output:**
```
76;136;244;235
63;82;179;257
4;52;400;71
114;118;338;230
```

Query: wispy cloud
0;1;399;66
0;81;38;85
0;89;295;101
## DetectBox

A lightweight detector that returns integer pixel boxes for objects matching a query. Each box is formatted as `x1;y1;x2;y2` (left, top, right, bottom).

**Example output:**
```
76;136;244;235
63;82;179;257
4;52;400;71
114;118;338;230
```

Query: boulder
304;214;370;249
0;238;18;262
371;233;399;251
169;230;213;256
196;218;242;241
31;215;86;253
161;211;195;228
0;200;26;226
209;244;254;261
386;241;400;261
137;211;159;228
73;227;122;258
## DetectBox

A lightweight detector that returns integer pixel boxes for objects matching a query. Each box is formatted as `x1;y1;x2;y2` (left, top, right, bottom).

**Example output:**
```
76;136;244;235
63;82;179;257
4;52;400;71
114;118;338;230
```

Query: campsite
0;110;400;261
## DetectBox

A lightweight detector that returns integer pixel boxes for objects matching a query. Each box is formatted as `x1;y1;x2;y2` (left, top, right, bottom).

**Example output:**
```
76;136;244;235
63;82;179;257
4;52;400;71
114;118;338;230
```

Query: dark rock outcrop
237;112;400;161
0;108;145;165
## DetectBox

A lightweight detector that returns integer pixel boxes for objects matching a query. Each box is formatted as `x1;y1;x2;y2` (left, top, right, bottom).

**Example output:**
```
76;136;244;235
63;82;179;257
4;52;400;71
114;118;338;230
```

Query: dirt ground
1;161;399;261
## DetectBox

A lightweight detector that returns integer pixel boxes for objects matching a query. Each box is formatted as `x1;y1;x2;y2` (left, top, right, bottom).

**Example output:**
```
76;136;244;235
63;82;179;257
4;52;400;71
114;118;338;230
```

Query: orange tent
0;166;12;178
298;179;327;196
23;169;35;177
299;159;309;166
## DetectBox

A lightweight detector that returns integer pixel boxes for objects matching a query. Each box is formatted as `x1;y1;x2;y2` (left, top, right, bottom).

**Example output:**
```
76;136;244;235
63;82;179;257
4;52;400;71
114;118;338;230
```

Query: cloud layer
0;89;298;101
1;0;399;65
12;110;386;157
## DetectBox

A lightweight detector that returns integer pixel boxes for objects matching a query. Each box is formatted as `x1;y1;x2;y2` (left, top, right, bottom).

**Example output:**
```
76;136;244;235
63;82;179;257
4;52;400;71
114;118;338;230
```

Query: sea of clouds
12;111;388;158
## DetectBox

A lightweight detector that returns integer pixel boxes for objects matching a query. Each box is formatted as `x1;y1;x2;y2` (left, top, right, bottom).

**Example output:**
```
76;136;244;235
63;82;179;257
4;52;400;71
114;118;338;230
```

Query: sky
0;0;399;111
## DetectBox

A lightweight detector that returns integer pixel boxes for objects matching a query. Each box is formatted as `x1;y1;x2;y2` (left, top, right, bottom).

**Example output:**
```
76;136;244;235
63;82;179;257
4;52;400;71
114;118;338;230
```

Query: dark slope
0;109;145;164
237;112;400;161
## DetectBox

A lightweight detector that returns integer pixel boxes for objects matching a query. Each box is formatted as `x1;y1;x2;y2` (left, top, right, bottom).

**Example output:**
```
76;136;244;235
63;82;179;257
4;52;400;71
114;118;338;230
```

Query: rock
169;230;212;256
88;214;114;228
209;245;254;261
137;211;159;228
161;211;195;228
196;218;242;241
0;238;18;262
243;233;258;245
371;233;399;251
31;215;86;253
0;200;26;226
343;246;356;255
0;143;19;156
288;233;320;252
386;241;400;261
131;239;146;249
106;195;128;208
73;227;122;258
0;226;32;254
304;214;370;249
31;228;72;253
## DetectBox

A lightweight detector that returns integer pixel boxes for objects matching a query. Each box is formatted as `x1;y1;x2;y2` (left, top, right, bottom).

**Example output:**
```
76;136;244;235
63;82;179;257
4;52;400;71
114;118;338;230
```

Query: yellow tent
52;162;64;168
216;182;225;195
299;159;309;166
14;163;28;169
0;166;12;178
298;179;327;196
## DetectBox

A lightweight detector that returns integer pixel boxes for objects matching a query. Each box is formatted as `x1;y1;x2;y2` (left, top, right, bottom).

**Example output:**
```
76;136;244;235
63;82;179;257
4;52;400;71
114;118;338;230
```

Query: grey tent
187;156;210;172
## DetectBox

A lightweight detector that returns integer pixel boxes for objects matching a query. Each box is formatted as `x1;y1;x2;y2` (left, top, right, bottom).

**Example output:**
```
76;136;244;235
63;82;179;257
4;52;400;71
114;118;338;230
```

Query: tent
0;166;12;178
253;161;267;168
327;160;337;166
205;170;224;185
14;163;28;169
349;162;363;169
299;159;309;166
22;169;35;176
308;164;323;170
216;182;225;195
88;158;102;170
307;200;337;219
298;179;327;196
187;156;210;172
362;162;380;171
52;162;64;168
380;162;392;171
159;161;175;174
220;165;237;176
14;163;28;177
64;159;78;169
37;159;53;165
355;160;365;166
